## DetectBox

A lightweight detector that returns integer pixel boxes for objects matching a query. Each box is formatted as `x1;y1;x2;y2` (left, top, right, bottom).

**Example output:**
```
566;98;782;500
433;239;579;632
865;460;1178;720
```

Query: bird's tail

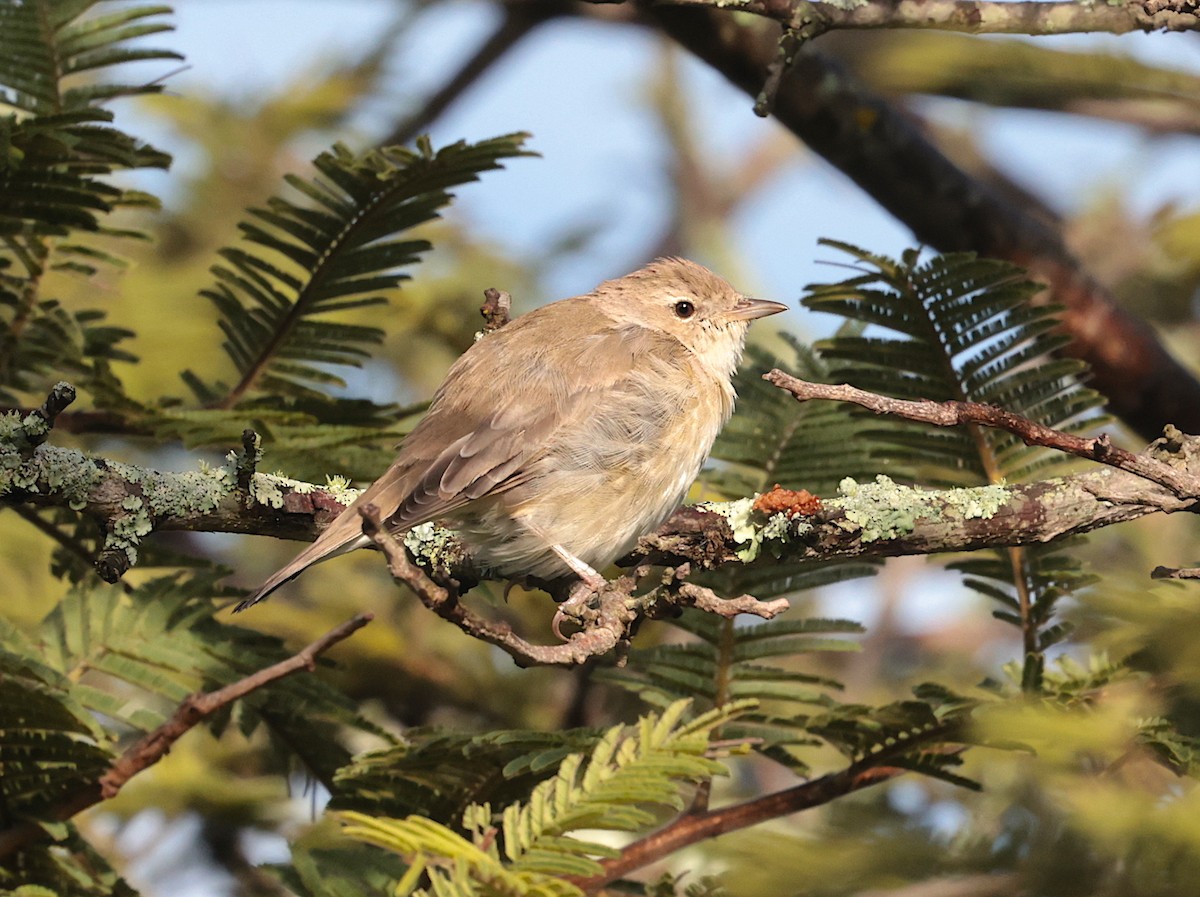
234;521;370;612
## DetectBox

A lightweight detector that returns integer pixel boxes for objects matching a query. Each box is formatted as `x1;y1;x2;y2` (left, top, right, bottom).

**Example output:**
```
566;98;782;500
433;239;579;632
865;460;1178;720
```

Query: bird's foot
552;573;607;641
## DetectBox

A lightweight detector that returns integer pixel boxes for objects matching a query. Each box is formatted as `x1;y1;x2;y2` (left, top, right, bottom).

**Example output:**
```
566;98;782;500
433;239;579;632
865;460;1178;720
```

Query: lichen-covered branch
6;383;1200;615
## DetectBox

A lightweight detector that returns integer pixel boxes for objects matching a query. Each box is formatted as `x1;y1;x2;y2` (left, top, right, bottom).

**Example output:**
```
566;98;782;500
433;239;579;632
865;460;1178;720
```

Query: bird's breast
453;355;732;578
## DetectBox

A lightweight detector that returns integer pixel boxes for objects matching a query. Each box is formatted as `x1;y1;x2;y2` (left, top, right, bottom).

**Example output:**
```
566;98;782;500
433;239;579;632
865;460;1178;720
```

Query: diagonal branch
359;503;788;667
100;613;373;798
614;3;1200;440
572;720;963;893
0;613;373;860
380;1;563;147
652;0;1200;38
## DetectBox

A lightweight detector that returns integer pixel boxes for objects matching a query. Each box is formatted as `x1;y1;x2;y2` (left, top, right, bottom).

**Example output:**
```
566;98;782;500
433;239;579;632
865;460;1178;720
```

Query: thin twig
101;613;373;797
764;370;1200;499
359;503;628;665
27;381;77;443
0;613;372;860
480;287;513;332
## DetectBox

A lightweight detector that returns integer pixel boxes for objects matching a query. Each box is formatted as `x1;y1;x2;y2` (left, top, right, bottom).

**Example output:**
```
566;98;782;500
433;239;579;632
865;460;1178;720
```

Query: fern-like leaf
200;134;532;406
0;1;176;236
30;575;387;783
804;241;1106;486
803;242;1107;689
331;727;608;823
339;701;748;897
0;649;111;819
603;611;861;774
0;2;173;402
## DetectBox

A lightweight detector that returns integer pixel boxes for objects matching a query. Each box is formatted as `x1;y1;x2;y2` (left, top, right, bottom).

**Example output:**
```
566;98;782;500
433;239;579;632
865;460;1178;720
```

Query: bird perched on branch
238;258;786;613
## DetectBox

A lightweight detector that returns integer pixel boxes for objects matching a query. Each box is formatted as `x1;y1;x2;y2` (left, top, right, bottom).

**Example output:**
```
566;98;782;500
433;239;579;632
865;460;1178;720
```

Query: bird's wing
238;305;667;609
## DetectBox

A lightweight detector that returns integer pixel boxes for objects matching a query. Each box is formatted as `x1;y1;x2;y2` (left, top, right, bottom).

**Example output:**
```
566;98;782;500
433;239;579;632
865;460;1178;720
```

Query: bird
237;258;786;612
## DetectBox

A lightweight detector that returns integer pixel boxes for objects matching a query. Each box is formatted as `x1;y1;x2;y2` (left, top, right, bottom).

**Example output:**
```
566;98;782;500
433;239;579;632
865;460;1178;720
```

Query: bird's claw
552;575;606;641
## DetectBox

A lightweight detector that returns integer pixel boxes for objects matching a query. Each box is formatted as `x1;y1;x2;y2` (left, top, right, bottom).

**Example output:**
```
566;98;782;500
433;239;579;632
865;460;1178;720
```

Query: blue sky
152;1;1200;332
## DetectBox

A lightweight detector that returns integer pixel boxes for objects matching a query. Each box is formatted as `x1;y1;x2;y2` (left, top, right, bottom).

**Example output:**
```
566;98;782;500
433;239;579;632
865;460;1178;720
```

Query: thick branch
624;4;1200;440
6;416;1200;594
0;613;372;860
656;0;1200;36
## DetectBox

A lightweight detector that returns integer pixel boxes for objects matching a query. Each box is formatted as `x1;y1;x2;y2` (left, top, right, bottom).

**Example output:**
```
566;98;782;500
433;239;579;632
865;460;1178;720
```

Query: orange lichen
753;484;822;518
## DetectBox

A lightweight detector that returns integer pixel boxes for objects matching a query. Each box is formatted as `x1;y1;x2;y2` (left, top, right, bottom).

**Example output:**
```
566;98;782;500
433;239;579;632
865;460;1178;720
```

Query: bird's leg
548;543;607;641
518;521;608;639
550;543;607;590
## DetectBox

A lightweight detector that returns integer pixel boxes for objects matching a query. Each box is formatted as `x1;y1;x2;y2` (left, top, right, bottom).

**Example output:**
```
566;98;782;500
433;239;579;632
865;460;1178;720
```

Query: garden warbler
238;258;786;611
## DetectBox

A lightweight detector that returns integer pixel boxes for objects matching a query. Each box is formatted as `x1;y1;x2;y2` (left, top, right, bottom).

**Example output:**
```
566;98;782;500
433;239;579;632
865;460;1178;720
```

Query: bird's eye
673;300;696;319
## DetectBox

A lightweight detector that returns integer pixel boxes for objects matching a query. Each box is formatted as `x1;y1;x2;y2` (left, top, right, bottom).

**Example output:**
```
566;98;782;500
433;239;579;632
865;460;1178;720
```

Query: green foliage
338;701;745;897
0;575;387;786
602;611;860;773
196;135;532;406
0;8;1196;897
331;726;609;823
269;837;411;897
0;0;175;403
807;683;981;789
804;241;1105;485
804;241;1107;689
0;645;111;819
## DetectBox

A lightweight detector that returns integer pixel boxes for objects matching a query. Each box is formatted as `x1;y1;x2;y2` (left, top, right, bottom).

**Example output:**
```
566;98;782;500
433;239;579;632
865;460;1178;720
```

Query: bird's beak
726;297;789;322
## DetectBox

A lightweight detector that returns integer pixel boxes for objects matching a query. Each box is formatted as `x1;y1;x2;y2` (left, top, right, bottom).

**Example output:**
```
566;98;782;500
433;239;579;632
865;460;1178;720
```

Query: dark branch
653;0;1200;38
622;3;1200;440
379;1;563;147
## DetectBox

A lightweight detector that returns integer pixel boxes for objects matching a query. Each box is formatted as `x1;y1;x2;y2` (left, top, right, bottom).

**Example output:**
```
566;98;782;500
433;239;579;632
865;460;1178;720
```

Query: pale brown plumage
237;258;785;611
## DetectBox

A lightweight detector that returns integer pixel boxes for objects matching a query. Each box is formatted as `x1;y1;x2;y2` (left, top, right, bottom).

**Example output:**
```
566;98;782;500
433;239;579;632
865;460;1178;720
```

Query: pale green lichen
696;496;813;563
323;475;360;505
19;411;49;441
404;521;462;569
248;470;340;508
941;482;1010;520
0;411;23;440
105;458;145;485
0;445;103;510
829;475;1010;543
144;468;227;517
